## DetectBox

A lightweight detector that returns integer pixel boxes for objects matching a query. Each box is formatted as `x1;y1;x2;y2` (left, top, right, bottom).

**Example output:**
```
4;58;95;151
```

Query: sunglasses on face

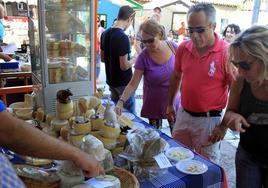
186;25;210;34
231;60;253;71
141;38;155;44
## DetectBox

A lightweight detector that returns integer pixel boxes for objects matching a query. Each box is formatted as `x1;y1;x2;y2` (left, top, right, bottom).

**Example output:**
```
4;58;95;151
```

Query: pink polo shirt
175;33;232;112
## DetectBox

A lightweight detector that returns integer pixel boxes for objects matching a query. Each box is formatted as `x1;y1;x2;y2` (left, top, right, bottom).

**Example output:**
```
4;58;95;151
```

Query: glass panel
29;0;42;83
44;0;91;84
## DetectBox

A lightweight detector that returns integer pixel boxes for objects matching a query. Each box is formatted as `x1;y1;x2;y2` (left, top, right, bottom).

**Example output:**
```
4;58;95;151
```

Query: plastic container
0;62;19;72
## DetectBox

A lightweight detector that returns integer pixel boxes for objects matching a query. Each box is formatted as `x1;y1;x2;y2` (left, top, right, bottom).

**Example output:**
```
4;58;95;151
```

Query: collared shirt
175;33;232;112
0;100;26;188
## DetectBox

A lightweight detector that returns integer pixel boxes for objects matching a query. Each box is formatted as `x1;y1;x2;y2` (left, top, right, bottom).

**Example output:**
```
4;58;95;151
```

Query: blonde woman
210;25;268;188
115;19;180;131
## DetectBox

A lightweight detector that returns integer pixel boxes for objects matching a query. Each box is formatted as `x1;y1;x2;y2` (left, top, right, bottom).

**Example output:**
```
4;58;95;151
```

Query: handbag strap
166;41;176;55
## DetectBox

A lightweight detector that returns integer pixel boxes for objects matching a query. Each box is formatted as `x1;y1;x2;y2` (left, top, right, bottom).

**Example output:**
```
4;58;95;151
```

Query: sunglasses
141;38;155;44
231;60;253;71
186;25;210;34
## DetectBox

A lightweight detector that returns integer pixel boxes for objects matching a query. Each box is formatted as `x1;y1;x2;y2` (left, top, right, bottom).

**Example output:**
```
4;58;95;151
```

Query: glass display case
29;0;96;113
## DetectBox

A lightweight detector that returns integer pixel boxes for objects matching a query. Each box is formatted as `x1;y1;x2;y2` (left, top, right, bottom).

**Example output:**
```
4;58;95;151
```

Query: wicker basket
14;164;60;188
112;166;139;188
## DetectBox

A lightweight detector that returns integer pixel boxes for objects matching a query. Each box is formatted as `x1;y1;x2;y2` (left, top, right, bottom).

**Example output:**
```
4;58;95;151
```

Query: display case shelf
29;0;96;113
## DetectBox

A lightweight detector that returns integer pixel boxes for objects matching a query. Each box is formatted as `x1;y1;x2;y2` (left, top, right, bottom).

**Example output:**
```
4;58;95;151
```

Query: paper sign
1;43;17;54
154;153;172;169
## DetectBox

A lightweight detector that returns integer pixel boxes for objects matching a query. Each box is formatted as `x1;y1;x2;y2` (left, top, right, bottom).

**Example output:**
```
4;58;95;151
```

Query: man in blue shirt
0;100;104;187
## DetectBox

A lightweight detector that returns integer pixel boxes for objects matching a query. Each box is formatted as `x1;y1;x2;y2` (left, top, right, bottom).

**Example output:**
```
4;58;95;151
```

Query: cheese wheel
69;132;85;148
89;131;101;138
98;135;117;150
91;117;104;131
60;125;69;141
46;113;55;126
51;119;69;132
56;101;74;113
73;119;91;135
117;134;127;147
15;109;32;120
78;97;88;114
57;110;74;120
42;127;59;138
99;123;120;139
36;108;45;122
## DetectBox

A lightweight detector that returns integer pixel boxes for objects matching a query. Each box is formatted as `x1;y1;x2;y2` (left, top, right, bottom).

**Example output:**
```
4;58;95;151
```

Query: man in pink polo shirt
166;3;232;163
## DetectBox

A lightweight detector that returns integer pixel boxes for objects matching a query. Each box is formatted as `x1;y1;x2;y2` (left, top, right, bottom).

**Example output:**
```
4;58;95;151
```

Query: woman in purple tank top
115;19;180;132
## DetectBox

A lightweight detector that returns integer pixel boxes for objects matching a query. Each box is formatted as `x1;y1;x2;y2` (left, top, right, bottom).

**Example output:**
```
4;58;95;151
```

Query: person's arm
0;52;12;61
166;70;182;121
115;69;143;115
100;49;105;62
0;111;104;177
119;54;136;71
209;76;250;143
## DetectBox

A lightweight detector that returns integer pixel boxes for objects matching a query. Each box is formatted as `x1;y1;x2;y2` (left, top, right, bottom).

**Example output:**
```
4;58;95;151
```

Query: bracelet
118;98;125;104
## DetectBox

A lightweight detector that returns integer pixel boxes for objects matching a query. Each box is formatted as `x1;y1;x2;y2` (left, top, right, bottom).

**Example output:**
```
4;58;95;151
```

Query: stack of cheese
93;103;120;150
69;116;91;147
55;89;74;120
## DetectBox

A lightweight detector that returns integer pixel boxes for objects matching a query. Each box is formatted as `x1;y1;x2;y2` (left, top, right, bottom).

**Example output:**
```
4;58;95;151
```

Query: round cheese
73;117;91;135
69;131;85;148
98;136;117;150
51;119;69;132
56;101;74;113
91;117;104;131
99;123;120;139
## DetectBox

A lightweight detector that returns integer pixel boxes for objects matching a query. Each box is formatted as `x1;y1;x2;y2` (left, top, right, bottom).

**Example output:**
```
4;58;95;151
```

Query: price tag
153;153;172;169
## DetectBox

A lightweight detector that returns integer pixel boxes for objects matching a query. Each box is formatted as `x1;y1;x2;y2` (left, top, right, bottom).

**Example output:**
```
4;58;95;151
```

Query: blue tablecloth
129;114;226;188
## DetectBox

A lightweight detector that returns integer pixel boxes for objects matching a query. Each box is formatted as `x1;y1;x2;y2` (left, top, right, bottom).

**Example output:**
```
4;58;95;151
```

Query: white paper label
153;153;172;169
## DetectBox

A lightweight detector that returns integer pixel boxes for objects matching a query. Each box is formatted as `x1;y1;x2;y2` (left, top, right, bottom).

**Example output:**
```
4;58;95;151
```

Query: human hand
134;40;142;54
114;101;123;116
0;53;12;61
74;152;105;178
208;124;228;143
225;111;250;133
166;105;176;122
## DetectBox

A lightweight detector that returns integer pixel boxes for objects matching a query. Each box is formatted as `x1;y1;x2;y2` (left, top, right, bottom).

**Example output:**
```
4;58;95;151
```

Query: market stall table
121;111;228;188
